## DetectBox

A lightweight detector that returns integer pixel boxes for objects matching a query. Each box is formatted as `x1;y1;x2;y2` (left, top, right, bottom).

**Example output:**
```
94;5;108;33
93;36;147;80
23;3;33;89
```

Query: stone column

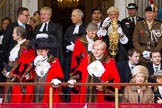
114;0;134;20
22;0;38;16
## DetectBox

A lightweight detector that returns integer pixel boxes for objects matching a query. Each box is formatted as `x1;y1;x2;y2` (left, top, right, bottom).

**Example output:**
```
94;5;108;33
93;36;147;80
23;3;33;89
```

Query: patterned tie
155;67;159;72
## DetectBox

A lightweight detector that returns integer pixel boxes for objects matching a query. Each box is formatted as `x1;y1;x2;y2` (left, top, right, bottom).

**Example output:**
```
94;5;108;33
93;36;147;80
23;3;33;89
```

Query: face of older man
71;10;82;25
108;11;119;20
40;9;51;23
128;9;137;17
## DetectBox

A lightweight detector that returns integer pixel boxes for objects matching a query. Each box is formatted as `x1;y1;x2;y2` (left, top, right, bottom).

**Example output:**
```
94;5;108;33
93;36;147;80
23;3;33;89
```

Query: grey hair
73;9;84;19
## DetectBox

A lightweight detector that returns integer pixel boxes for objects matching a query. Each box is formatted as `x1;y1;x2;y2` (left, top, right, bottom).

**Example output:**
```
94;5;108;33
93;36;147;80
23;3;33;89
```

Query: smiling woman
122;65;154;103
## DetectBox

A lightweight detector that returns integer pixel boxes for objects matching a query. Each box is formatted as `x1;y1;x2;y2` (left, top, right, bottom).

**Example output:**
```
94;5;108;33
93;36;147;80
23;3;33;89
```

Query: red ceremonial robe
42;58;64;103
70;55;120;103
10;48;36;103
71;38;88;70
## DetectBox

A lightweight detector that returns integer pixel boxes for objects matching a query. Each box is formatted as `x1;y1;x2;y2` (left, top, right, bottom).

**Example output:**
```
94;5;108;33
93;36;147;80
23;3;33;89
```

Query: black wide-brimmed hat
127;3;138;9
151;70;162;79
27;33;57;50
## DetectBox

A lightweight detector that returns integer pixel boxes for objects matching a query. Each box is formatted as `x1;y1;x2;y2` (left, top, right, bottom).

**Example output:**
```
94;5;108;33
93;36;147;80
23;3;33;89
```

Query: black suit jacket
64;23;86;47
116;61;132;93
63;23;86;81
121;16;144;50
33;21;63;45
147;63;162;83
117;61;132;83
152;86;162;103
2;21;33;53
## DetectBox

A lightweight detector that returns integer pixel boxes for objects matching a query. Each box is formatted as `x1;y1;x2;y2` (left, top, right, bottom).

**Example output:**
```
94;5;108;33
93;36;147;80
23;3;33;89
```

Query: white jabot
73;25;80;34
86;35;94;52
0;35;3;44
39;22;49;32
9;39;26;61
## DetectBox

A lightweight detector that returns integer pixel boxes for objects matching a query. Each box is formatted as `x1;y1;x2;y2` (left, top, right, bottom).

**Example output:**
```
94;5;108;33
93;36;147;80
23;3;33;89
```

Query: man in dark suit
91;7;103;29
116;48;140;93
2;7;33;54
121;3;143;51
147;50;162;83
64;9;86;81
33;7;63;67
63;9;86;102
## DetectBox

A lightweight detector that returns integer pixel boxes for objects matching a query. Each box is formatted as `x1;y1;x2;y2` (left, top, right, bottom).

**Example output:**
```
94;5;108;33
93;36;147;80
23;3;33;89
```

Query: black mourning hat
145;6;153;12
34;34;57;49
127;3;138;9
91;7;102;14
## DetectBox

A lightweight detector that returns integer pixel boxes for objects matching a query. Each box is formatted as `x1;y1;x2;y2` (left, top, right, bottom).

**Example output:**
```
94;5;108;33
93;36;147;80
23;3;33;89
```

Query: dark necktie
155;67;159;72
43;23;47;32
132;17;135;26
130;65;134;70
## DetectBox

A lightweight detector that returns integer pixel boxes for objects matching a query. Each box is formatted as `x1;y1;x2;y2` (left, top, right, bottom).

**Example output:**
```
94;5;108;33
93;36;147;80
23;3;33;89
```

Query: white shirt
153;64;161;73
18;20;25;28
86;35;94;52
130;17;136;24
128;61;135;71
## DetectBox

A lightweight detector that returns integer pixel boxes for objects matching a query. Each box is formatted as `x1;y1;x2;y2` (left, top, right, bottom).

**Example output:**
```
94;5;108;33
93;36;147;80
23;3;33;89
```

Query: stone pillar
22;0;38;16
114;0;134;20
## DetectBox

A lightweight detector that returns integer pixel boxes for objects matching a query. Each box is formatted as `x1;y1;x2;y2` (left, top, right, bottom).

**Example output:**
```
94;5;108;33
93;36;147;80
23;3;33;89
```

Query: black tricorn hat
127;3;138;9
145;6;153;12
34;34;58;49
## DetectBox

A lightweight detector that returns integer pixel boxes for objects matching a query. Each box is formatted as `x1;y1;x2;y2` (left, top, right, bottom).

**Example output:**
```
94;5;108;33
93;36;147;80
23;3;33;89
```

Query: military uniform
121;16;143;50
133;20;162;64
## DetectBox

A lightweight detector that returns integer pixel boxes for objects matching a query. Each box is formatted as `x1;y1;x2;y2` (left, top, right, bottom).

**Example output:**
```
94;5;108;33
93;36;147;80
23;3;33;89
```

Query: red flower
139;30;145;35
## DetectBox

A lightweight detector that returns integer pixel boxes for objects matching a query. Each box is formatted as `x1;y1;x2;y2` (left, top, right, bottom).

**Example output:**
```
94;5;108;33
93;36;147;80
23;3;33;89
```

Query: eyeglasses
21;14;30;17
